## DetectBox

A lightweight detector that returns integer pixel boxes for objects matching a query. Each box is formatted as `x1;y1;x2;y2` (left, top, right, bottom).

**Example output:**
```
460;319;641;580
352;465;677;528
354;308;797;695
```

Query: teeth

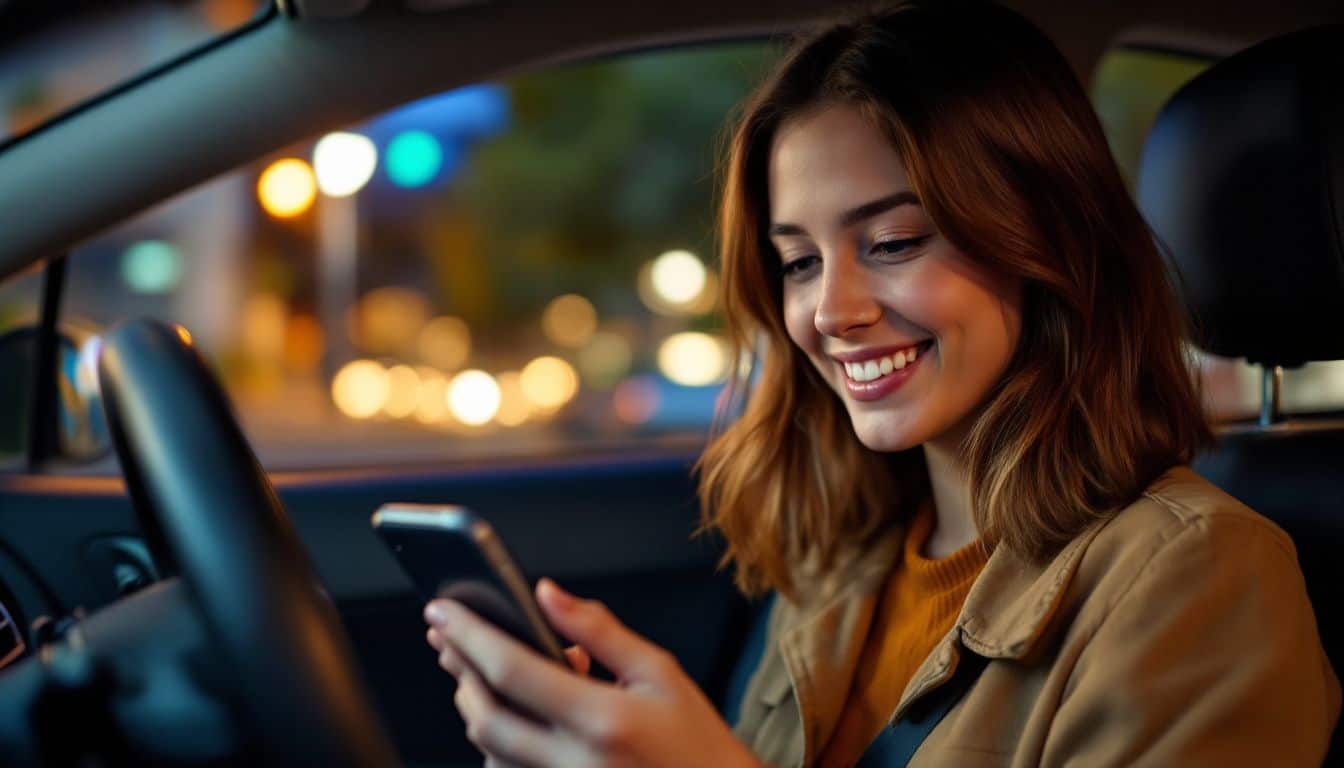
840;344;926;382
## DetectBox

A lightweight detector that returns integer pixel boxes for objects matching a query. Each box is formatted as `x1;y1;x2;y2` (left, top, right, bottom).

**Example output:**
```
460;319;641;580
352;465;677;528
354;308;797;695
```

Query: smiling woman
424;2;1340;767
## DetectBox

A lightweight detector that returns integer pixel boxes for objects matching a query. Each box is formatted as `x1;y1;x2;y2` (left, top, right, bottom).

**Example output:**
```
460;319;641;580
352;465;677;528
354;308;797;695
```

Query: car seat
1137;24;1344;763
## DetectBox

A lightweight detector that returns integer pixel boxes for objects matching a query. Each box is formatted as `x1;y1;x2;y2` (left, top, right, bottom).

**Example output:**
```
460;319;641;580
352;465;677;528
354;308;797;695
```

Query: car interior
0;0;1341;765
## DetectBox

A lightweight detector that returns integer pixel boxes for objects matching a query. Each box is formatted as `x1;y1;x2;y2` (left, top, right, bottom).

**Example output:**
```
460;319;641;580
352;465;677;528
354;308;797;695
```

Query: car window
1090;45;1344;421
59;42;780;472
0;0;270;146
0;266;45;466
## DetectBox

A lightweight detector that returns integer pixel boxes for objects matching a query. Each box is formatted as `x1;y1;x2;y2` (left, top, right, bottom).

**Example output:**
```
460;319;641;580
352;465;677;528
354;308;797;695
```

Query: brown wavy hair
697;0;1214;599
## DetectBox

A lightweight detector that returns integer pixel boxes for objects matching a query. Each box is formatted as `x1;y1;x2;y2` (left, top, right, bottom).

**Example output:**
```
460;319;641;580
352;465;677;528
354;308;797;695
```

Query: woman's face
768;103;1022;453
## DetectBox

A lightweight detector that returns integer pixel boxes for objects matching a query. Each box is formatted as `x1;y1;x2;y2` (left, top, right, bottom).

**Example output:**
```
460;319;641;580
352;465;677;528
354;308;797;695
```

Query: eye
871;234;932;261
780;254;820;281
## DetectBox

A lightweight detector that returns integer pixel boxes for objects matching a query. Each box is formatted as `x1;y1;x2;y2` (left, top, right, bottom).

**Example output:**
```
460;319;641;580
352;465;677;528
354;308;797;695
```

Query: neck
921;432;979;558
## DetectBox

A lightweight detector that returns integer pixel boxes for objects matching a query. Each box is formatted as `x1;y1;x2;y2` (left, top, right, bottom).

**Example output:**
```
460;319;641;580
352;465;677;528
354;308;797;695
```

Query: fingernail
425;601;447;624
543;578;574;608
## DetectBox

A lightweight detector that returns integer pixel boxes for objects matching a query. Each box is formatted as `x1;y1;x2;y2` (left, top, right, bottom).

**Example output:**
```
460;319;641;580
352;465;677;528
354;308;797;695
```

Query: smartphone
372;503;567;665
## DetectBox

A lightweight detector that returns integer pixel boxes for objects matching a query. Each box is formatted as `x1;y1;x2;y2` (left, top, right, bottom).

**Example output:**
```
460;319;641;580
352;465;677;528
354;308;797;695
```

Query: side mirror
0;326;110;465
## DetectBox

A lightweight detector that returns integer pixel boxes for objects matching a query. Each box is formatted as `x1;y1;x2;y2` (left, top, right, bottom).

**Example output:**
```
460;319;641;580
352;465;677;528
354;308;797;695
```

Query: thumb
563;645;592;676
536;578;673;682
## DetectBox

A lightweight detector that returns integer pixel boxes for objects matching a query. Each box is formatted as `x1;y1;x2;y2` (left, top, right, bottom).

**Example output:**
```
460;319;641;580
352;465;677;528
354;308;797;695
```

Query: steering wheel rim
97;319;399;767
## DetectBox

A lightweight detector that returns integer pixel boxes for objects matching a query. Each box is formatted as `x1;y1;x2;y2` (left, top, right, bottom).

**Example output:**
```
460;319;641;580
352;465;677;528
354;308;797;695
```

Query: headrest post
1259;365;1284;427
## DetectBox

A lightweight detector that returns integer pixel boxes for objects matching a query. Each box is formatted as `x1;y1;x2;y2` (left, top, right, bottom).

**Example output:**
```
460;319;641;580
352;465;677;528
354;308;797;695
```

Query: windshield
0;0;270;145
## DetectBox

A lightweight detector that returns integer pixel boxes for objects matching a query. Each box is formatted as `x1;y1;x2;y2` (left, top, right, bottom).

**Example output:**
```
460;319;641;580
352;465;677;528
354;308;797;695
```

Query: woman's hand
424;579;762;768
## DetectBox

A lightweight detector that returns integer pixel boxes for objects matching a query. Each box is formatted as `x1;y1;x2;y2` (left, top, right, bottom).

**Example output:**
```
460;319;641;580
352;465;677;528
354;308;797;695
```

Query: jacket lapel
889;516;1110;723
777;529;904;765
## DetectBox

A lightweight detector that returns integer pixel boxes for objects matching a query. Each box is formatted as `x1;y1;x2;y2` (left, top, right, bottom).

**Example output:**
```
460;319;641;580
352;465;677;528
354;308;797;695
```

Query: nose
814;253;881;338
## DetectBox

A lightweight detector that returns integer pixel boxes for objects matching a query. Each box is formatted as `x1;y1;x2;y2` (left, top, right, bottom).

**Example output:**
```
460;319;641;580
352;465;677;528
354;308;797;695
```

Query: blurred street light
257;158;317;218
657;332;728;386
448;369;501;426
417;315;472;370
494;371;532;427
386;130;444;188
313;132;378;197
332;359;390;419
541;294;598;348
520;356;579;410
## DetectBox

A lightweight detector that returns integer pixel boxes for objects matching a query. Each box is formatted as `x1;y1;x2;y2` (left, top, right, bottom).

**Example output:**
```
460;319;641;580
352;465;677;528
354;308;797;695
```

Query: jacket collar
775;511;1109;763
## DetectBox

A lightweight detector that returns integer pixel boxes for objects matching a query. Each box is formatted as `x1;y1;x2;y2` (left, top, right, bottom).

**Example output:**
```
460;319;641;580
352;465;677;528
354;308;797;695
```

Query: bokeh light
657;332;728;386
383;364;421;418
541;294;598;348
386;130;444;188
416;315;471;370
637;251;716;316
447;369;501;426
121;241;182;294
313;132;378;197
242;293;287;364
577;331;632;389
257;158;317;218
520;356;580;410
613;376;661;425
494;371;532;427
332;360;390;419
651;250;706;304
353;287;430;355
414;368;450;424
284;314;325;373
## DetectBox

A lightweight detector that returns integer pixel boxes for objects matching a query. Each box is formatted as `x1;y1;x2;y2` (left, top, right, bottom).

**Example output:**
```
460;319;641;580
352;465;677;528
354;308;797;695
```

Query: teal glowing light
386;131;443;188
121;241;182;294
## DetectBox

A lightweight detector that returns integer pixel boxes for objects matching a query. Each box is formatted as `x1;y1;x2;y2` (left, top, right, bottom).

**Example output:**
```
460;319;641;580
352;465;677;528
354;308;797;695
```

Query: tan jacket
734;466;1341;766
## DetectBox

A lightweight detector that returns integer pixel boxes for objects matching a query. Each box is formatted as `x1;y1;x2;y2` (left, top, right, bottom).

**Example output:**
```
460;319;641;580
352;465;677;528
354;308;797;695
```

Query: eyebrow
767;191;921;237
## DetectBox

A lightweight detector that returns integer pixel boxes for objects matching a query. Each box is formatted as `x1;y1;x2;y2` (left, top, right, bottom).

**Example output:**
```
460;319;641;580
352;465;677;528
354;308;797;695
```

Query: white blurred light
657;332;728;386
332;360;390;419
520;356;580;410
650;250;707;305
313;132;378;197
447;369;501;426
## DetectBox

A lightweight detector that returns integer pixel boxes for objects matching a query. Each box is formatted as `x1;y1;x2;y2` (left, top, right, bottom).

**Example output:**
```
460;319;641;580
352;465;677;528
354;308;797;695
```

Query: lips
832;340;932;402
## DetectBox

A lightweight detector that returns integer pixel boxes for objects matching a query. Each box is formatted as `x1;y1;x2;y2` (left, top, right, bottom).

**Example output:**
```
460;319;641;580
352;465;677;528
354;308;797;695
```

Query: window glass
1091;45;1344;420
0;0;270;145
0;266;45;465
61;42;780;472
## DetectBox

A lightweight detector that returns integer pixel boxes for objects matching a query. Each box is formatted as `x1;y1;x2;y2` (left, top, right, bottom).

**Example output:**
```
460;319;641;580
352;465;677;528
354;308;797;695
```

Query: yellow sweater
818;503;990;768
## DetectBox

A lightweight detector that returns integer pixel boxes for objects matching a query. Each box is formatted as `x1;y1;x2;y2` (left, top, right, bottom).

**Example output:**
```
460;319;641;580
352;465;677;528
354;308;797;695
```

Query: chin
847;410;927;453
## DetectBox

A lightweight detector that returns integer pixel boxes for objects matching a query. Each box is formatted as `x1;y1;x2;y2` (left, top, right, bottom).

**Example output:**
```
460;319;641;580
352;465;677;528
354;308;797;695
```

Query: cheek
781;288;818;354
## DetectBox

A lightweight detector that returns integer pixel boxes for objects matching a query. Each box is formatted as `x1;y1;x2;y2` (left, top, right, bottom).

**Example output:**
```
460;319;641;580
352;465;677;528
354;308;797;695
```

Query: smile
832;341;933;401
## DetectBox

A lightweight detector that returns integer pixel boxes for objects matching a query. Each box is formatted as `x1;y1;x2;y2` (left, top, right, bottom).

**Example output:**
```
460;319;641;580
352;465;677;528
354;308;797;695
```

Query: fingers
427;598;617;732
564;645;591;677
537;579;678;683
454;670;552;768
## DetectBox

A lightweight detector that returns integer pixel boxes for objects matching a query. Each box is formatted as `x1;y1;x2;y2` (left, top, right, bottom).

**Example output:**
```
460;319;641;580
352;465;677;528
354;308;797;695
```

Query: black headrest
1137;26;1344;368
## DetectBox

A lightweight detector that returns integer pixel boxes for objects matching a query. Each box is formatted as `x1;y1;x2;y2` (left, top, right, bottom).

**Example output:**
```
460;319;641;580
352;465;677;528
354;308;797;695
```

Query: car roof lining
1;0;1342;283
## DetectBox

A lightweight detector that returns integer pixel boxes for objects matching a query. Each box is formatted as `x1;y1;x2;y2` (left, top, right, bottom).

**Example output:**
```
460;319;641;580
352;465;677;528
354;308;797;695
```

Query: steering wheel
87;319;399;765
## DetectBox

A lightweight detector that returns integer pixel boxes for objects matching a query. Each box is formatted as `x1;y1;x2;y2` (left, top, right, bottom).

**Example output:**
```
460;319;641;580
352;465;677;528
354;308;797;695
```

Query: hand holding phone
372;503;568;665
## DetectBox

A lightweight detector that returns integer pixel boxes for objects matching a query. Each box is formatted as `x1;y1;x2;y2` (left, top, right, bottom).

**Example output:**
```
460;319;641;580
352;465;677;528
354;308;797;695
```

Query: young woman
424;2;1341;765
